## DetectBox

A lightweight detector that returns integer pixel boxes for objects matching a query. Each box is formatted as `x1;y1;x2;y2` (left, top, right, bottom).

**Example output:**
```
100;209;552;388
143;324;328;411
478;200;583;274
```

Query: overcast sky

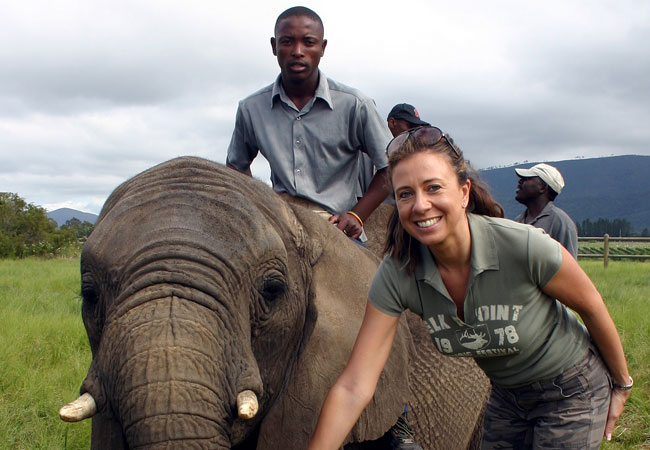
2;0;649;215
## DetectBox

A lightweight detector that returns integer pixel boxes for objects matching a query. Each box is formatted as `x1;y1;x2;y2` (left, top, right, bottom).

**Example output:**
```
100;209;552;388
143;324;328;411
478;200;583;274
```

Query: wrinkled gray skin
77;157;489;449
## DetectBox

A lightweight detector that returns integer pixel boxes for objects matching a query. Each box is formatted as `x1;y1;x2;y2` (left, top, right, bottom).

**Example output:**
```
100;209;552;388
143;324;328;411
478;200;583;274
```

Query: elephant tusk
59;392;97;422
237;390;258;420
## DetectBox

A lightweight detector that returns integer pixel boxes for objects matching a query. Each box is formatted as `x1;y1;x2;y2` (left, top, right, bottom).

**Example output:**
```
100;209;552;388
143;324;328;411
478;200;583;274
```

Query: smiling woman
384;127;503;275
391;151;470;254
308;125;633;450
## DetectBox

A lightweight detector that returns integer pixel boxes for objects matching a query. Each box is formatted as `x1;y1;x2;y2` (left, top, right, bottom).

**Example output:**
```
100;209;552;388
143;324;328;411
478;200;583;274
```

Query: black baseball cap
387;103;430;126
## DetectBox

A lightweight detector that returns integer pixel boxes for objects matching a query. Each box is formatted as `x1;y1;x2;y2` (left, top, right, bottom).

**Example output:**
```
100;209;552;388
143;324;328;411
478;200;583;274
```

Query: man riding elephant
226;6;392;244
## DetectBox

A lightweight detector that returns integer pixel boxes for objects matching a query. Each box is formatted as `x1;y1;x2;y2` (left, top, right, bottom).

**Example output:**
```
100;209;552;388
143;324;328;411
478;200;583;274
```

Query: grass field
0;257;91;449
581;260;650;449
0;257;648;449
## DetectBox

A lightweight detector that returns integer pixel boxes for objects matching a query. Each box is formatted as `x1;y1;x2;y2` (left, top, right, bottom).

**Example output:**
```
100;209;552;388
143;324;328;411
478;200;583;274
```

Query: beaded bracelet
346;211;364;228
612;375;633;390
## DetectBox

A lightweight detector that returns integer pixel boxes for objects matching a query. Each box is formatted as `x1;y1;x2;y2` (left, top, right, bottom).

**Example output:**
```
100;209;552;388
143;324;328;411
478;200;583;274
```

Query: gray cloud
1;0;649;214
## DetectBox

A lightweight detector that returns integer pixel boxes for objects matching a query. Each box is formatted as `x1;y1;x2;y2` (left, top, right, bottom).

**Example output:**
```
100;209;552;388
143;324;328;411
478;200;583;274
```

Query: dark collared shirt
515;202;578;259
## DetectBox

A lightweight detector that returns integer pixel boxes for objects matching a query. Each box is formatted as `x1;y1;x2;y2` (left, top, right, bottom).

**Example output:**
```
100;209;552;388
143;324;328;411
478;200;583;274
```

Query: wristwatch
612;376;633;390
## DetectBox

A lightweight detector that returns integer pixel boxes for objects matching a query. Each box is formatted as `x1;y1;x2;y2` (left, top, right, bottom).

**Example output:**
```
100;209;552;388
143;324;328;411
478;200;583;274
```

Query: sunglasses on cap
386;125;461;158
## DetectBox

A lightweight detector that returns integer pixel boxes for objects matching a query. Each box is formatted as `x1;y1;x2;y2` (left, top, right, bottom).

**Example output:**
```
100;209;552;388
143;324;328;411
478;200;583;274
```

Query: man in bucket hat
514;163;578;258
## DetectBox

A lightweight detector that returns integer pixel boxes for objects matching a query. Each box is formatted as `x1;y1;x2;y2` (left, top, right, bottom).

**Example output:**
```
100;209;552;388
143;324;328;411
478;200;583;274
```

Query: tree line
576;217;650;237
0;193;94;258
2;192;648;258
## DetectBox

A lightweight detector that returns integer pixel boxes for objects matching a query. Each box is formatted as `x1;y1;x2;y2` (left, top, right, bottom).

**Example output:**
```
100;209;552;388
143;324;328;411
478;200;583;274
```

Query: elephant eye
261;277;286;302
81;273;99;304
259;270;286;303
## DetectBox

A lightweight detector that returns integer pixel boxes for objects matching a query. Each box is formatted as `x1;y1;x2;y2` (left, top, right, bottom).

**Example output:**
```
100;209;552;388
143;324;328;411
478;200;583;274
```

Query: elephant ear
257;204;413;449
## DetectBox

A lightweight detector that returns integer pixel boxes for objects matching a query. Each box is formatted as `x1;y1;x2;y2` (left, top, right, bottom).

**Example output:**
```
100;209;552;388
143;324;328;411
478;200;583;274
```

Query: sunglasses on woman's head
385;125;461;158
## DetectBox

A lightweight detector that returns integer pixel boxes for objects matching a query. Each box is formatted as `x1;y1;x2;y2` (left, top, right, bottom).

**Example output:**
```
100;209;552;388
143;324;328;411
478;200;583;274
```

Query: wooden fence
578;235;650;268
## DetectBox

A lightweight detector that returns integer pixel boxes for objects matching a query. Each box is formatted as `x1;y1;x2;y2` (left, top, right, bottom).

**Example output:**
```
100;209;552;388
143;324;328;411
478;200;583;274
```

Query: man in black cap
386;103;430;138
356;101;430;209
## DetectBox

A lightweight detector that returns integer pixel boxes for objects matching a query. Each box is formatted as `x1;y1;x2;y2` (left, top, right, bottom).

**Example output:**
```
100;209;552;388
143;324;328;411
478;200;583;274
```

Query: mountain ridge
44;155;650;232
479;154;650;233
47;208;98;227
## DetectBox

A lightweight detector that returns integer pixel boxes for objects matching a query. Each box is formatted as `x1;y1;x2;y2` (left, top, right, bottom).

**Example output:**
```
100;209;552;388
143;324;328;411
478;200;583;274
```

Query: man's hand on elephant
328;213;362;239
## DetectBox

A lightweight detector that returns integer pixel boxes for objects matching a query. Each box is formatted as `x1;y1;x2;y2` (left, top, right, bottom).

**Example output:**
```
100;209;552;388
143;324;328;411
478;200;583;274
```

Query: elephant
60;156;489;449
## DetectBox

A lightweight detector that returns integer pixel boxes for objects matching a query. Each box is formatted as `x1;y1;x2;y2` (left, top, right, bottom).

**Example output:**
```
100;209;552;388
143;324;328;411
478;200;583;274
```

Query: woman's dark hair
384;133;504;273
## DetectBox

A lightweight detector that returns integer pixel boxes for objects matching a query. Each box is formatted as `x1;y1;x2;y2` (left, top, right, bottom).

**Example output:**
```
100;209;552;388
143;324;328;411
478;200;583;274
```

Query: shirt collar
523;201;554;223
467;213;500;274
536;201;555;218
414;213;499;284
270;70;333;110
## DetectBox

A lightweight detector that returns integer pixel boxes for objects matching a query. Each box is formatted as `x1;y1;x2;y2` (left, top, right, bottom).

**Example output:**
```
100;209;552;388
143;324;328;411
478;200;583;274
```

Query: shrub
0;193;79;258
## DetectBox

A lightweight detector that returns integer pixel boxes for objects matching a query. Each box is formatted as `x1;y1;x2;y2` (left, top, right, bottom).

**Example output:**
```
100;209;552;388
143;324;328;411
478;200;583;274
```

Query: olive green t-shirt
369;214;590;386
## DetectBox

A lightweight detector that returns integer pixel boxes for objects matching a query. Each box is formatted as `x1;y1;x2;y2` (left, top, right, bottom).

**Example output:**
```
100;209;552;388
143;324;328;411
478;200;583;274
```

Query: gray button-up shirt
226;72;391;214
515;202;578;259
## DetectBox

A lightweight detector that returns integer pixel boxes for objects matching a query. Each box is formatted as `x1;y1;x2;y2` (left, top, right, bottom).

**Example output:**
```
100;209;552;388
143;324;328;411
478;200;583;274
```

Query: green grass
0;258;91;449
581;260;650;449
0;258;648;448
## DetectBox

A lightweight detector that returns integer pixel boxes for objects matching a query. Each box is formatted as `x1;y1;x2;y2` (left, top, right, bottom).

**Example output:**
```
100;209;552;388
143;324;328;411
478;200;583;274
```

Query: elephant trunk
96;295;262;449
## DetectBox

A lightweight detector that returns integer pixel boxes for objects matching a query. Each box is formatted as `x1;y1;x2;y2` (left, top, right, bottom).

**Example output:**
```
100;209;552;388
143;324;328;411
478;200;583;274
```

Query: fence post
603;234;610;269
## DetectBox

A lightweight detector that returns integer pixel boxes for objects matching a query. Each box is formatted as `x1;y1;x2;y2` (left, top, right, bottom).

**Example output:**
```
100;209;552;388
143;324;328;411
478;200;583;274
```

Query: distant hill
479;155;650;233
47;208;98;227
42;155;650;233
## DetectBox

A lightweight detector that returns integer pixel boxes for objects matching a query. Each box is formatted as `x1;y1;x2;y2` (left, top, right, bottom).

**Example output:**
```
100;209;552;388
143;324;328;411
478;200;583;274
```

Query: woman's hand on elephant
328;213;362;239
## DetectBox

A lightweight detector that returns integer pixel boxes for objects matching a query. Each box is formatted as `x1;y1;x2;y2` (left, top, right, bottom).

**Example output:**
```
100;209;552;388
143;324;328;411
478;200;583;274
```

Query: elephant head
61;157;413;449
